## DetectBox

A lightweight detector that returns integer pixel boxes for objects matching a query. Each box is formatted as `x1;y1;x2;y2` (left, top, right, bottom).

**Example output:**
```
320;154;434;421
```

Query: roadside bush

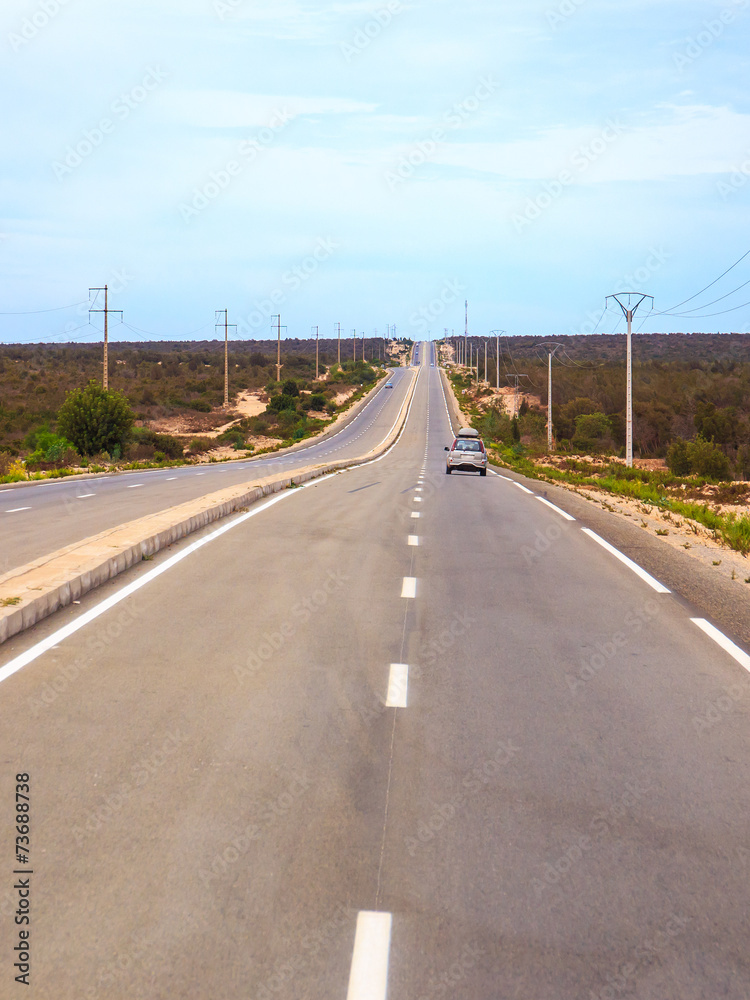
57;380;134;457
130;428;184;459
188;437;213;454
268;393;297;413
188;399;212;413
281;379;299;397
666;438;691;476
309;393;326;410
687;436;732;481
571;412;613;452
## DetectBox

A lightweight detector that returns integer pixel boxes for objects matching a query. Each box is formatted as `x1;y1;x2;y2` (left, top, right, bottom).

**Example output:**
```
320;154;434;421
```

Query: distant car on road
385;381;393;388
445;427;488;476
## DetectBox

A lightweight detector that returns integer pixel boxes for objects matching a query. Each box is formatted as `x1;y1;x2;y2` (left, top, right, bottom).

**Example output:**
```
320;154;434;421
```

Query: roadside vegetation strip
0;370;419;647
488;445;750;556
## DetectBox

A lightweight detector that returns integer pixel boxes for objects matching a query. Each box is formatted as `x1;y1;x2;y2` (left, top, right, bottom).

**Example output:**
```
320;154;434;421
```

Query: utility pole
506;374;528;418
352;328;357;362
464;300;468;371
336;322;341;365
484;340;488;384
272;314;286;382
605;293;653;467
215;310;237;408
89;284;122;390
312;325;319;380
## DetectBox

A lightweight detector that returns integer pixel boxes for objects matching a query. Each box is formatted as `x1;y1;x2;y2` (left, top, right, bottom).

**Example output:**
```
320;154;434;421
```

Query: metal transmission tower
312;326;319;379
271;314;287;382
89;284;122;390
605;293;653;467
215;310;237;408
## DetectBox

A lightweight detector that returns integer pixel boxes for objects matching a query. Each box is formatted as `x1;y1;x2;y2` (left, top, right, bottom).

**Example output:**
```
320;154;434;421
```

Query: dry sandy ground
148;391;267;439
548;476;750;591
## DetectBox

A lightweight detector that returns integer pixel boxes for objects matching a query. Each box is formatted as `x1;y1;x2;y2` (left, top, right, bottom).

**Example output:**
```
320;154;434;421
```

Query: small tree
281;379;299;397
666;438;691;476
57;380;134;457
687;436;732;481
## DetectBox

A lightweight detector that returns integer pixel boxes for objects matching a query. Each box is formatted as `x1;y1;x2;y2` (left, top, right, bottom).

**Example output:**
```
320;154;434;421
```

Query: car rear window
454;440;482;452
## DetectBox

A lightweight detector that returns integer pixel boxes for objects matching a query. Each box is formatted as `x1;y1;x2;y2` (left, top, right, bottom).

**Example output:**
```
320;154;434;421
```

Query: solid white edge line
581;528;670;594
536;496;576;521
691;618;750;673
0;474;342;686
347;911;392;1000
401;577;417;598
386;663;408;707
0;372;422;684
513;482;534;495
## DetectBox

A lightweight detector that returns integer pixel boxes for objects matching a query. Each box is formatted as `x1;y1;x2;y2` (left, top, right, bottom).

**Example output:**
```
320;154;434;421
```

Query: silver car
445;428;488;476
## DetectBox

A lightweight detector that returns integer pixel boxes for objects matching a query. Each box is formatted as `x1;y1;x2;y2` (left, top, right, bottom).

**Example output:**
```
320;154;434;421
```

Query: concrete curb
0;368;418;646
0;367;398;494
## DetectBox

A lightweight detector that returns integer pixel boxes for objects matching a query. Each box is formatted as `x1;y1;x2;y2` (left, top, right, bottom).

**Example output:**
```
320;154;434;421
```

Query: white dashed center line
408;535;419;546
411;511;420;518
4;507;31;513
691;618;750;672
347;911;392;1000
126;485;144;490
386;663;409;707
401;577;417;598
76;494;96;499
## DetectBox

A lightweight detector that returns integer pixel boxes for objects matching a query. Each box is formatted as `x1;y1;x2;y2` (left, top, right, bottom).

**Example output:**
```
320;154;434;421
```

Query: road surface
1;342;749;998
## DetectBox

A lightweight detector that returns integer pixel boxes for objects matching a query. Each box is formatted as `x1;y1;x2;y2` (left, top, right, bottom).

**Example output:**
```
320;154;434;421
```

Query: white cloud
157;90;378;129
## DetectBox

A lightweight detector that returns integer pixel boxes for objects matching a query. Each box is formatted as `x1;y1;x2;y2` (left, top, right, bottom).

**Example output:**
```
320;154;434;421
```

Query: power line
0;300;87;316
654;247;750;315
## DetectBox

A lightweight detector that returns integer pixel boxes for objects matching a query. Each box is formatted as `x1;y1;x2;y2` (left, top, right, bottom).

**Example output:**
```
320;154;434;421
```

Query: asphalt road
1;342;749;998
0;363;412;573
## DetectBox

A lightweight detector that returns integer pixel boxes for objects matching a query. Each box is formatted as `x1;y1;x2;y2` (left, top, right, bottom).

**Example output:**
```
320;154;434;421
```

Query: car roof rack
457;427;479;438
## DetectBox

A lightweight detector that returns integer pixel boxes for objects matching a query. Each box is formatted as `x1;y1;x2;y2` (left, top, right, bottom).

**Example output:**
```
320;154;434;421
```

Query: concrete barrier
0;368;418;645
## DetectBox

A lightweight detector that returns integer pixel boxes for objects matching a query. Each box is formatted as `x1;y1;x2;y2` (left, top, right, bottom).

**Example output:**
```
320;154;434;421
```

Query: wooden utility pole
336;322;341;365
352;329;356;362
272;314;286;382
89;284;122;390
313;325;319;379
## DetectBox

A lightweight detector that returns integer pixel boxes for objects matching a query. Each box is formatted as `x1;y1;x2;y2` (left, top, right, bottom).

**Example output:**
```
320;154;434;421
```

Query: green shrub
57;380;134;457
268;393;297;413
281;379;300;397
666;438;691;476
188;399;211;413
309;393;326;410
188;437;213;454
571;412;612;452
687;436;732;481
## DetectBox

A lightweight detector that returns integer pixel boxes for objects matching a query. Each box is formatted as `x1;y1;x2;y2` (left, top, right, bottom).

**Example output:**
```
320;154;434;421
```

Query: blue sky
2;0;750;345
